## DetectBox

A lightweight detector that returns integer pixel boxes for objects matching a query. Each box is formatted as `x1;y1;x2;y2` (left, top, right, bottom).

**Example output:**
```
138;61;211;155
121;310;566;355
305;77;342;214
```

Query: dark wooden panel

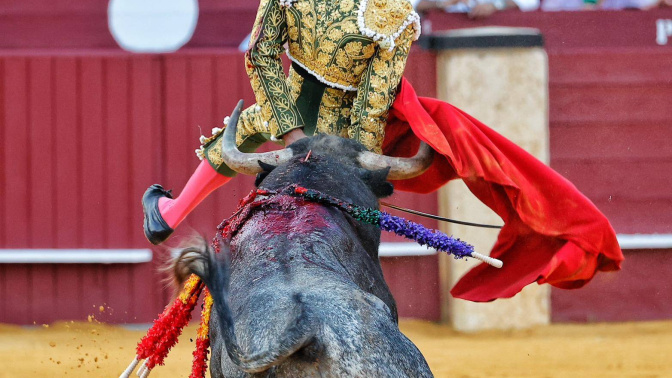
105;264;135;323
185;56;218;231
381;255;441;321
4;266;31;323
130;262;160;323
0;14;116;49
550;154;672;233
549;49;672;85
28;58;55;248
30;265;57;324
550;121;672;161
424;8;672;50
591;198;672;235
0;0;260;49
161;55;205;241
0;59;4;247
129;57;162;246
549;83;672;124
53;265;84;321
546;44;672;236
80;57;106;248
0;0;108;13
54;57;81;248
0;266;5;321
552;159;672;201
104;58;132;248
552;249;672;322
163;56;192;192
80;264;107;320
128;54;164;321
152;56;165;183
4;3;672;51
3;58;30;248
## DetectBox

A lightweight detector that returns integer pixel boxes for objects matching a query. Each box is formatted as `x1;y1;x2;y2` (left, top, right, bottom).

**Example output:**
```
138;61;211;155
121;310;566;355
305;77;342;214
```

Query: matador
142;0;623;302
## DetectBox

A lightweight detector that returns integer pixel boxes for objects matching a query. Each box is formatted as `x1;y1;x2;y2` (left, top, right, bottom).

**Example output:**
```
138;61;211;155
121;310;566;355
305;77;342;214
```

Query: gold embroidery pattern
286;0;378;90
203;105;271;169
316;87;355;137
358;0;419;50
246;0;304;137
287;67;304;103
361;0;414;37
239;0;415;154
236;105;271;146
206;141;224;167
202;65;308;169
350;24;413;153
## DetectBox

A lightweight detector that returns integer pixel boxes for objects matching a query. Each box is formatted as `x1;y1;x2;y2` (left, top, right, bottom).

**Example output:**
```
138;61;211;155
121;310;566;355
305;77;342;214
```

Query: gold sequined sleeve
349;26;414;154
245;0;304;138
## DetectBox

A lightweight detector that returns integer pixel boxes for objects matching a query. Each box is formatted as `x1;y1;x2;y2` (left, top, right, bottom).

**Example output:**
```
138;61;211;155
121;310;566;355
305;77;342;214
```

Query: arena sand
1;318;671;377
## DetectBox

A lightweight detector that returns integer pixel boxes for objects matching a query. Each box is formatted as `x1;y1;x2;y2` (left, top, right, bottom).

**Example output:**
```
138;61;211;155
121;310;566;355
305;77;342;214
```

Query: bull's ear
359;167;394;198
258;161;276;171
254;161;277;187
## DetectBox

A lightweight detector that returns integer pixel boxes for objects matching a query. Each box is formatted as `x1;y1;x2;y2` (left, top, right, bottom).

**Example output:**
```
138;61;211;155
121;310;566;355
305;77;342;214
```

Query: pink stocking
158;161;232;228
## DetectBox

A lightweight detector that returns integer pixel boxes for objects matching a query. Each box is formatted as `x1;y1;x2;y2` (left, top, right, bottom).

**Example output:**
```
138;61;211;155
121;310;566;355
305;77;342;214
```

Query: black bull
174;106;434;377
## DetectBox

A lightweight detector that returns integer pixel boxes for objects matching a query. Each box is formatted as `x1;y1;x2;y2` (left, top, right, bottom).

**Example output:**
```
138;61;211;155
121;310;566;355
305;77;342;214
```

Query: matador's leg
142;105;273;245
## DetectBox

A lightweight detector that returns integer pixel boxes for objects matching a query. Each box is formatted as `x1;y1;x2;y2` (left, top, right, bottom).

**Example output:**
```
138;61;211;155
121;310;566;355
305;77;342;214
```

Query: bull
173;101;435;377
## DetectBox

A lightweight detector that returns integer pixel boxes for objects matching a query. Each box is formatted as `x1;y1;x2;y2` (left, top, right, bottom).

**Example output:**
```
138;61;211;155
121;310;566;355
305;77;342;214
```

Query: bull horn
220;100;294;175
357;141;434;180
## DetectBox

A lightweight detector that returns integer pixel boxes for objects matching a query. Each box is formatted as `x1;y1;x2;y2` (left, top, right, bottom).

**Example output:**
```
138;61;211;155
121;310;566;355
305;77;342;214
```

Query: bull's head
220;100;434;181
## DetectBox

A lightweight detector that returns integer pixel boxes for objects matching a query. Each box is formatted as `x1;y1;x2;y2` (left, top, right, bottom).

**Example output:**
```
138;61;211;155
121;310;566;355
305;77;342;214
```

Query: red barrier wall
0;0;257;49
551;249;672;323
2;4;672;324
548;48;672;235
547;47;672;322
0;49;441;324
424;8;672;50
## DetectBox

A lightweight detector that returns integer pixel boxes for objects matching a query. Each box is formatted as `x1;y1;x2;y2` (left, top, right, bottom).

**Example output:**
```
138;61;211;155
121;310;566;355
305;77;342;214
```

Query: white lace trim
195;113;236;160
357;0;421;52
286;50;358;92
279;0;297;8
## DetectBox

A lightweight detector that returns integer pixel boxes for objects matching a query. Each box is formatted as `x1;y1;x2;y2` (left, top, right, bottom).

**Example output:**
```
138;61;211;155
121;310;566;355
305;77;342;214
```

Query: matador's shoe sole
142;184;174;245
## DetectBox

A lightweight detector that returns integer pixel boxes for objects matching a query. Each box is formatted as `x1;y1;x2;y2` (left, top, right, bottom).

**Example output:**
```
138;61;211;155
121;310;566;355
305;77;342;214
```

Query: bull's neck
230;197;381;276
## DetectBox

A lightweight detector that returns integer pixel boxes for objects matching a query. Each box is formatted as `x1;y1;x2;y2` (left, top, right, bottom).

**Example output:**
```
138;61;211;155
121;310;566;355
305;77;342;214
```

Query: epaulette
357;0;421;51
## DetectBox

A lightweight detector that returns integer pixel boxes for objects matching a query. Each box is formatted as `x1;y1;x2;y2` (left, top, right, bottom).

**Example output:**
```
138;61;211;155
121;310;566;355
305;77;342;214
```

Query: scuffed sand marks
1;319;671;377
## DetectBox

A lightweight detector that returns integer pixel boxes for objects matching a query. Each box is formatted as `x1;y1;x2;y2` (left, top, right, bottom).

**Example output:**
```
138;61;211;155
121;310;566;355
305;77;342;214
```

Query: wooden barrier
2;5;672;324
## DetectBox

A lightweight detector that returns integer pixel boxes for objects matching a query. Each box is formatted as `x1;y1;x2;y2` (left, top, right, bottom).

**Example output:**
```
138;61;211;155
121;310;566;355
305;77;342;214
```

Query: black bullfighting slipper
142;184;174;245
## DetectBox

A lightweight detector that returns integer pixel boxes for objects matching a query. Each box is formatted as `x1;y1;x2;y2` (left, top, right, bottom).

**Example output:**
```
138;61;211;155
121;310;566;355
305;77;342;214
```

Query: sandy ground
1;318;671;378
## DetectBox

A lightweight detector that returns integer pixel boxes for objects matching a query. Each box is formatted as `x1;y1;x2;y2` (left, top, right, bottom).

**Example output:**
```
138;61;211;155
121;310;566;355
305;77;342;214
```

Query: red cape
382;78;624;302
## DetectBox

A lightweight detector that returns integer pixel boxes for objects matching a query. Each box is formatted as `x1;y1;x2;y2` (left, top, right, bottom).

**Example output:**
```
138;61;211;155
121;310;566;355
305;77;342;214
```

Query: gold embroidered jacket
245;0;420;152
198;0;420;175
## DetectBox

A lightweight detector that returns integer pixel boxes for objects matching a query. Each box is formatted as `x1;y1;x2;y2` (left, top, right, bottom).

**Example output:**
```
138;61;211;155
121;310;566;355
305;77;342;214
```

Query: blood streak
244;196;332;237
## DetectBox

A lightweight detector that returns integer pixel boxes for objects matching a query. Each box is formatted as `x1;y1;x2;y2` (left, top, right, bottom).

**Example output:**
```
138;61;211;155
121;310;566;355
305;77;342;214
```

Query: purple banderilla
290;185;476;261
